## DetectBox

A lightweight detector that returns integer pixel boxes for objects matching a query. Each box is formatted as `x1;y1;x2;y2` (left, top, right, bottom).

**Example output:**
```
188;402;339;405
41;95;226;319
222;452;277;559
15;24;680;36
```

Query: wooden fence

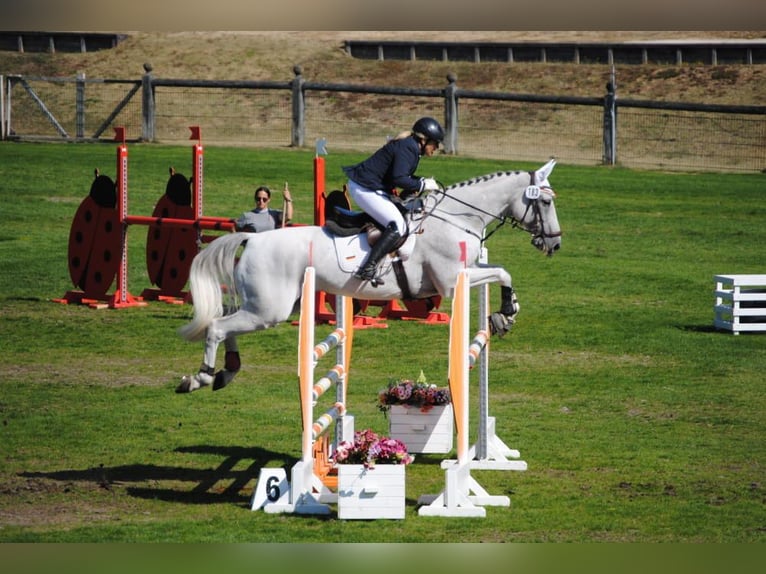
1;65;764;173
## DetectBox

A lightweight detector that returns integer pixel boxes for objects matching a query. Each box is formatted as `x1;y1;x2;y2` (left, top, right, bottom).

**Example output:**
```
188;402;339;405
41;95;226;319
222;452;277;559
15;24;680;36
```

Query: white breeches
347;179;406;235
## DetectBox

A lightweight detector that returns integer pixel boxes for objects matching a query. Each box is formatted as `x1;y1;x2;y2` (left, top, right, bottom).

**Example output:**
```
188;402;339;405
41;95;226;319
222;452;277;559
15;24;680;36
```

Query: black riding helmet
412;116;445;143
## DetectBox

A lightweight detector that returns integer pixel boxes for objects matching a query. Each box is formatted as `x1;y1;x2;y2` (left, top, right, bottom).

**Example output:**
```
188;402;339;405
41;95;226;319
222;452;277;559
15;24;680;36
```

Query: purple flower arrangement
334;429;414;469
377;378;452;415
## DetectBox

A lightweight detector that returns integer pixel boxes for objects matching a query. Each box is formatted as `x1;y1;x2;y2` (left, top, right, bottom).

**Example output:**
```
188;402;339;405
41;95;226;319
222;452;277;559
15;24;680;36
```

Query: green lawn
0;141;764;543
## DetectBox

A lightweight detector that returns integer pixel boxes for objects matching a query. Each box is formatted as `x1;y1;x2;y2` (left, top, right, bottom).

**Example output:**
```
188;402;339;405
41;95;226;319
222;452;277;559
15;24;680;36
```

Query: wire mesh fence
454;99;604;165
303;91;440;155
153;87;291;146
2;77;142;140
615;107;766;172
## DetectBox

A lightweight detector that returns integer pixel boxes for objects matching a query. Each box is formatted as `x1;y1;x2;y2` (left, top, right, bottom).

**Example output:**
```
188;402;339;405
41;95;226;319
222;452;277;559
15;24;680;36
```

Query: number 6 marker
251;467;289;510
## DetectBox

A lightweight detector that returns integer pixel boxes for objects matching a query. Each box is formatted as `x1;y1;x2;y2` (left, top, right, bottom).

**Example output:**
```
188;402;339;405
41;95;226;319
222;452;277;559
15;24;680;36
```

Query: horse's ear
537;159;556;183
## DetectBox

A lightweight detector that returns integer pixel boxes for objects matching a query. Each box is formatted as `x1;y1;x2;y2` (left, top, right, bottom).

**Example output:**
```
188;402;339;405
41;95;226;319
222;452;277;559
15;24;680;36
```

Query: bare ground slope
1;31;764;104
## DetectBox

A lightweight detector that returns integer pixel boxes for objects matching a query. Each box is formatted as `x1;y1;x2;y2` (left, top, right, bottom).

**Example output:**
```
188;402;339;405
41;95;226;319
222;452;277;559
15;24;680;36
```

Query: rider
343;116;444;285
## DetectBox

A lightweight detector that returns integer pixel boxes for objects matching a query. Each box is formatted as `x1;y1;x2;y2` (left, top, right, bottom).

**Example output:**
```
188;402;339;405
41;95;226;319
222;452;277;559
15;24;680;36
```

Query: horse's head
509;159;562;256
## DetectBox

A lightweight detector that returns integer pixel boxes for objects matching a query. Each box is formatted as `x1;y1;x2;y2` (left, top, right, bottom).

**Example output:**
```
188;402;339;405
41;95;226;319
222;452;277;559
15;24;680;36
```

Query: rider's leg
354;222;401;284
347;181;406;285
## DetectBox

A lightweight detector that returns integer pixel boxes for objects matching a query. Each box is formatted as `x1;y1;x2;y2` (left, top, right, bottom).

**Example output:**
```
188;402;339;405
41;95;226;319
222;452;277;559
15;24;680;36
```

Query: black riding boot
354;223;402;286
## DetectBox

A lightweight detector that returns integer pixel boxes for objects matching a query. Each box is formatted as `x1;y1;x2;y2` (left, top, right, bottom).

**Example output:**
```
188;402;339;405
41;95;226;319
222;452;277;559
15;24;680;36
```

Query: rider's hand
420;177;439;192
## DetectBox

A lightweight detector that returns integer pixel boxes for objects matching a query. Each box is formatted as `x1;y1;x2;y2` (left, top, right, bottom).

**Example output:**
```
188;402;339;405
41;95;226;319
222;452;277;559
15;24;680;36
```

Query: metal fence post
444;72;458;155
76;72;85;139
0;75;5;140
602;73;617;165
141;63;155;142
291;65;305;147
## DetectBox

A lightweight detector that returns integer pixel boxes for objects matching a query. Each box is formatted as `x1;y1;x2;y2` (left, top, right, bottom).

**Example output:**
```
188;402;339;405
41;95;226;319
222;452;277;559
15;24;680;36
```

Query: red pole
109;128;145;309
125;215;235;231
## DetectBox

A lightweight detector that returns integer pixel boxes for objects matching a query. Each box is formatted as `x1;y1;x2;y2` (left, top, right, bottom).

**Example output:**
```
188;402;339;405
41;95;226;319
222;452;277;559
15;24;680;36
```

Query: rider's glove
420;177;439;192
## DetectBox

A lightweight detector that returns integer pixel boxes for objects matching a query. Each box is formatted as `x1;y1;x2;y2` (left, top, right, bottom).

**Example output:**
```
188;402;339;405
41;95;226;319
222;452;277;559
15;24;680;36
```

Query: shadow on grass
675;324;721;333
20;444;298;506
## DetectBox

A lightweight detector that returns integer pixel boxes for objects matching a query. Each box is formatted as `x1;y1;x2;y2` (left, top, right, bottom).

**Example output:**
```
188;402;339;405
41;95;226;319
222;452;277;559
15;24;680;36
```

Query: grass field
0;140;764;544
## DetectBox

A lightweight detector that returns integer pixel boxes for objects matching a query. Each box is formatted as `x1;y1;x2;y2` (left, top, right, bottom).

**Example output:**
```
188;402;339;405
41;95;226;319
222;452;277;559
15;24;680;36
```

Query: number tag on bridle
525;185;541;200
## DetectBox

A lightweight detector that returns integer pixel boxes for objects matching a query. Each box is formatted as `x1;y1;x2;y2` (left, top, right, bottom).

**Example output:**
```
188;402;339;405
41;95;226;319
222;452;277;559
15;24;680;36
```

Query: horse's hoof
176;373;211;393
489;312;514;338
176;376;195;393
213;369;237;391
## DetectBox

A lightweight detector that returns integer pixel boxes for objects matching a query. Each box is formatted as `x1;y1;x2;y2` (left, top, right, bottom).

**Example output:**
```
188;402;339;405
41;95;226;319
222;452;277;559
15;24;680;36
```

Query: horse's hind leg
176;365;215;393
176;309;264;393
212;336;241;391
176;315;230;393
176;337;220;393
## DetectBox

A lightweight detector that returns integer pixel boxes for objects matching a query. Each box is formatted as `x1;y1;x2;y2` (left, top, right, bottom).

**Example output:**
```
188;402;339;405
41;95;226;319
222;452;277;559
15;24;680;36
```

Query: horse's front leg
490;285;520;337
466;265;520;338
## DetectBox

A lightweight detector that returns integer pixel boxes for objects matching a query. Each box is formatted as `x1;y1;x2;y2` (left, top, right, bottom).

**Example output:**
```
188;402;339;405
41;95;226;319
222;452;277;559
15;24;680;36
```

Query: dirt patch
0;475;118;528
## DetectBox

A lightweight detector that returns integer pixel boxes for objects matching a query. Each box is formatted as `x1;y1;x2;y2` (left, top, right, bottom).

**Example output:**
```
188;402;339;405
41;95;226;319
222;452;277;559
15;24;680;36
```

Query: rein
423;172;559;244
424;186;509;244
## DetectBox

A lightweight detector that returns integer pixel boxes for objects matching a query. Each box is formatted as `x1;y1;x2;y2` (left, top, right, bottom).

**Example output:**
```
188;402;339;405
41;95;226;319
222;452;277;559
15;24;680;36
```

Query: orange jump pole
311;139;385;329
312;141;337;325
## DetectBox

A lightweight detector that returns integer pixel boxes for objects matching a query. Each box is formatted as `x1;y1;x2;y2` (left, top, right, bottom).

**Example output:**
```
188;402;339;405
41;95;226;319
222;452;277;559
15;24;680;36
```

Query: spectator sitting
234;183;293;232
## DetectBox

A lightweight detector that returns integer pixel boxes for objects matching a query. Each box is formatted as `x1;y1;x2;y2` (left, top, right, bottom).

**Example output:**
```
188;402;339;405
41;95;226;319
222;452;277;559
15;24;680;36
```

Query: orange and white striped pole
448;267;470;465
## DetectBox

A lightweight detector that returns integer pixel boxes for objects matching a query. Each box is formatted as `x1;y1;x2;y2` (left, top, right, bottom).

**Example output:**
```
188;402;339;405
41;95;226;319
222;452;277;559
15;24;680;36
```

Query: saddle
322;188;429;300
322;188;424;248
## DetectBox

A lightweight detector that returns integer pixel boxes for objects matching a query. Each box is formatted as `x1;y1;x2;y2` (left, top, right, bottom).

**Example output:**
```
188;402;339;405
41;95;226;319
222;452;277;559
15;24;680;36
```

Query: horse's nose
546;241;561;257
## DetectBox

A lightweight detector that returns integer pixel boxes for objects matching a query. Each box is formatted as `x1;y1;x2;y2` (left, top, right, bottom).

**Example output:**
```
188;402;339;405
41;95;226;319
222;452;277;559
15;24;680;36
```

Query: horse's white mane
448;171;523;190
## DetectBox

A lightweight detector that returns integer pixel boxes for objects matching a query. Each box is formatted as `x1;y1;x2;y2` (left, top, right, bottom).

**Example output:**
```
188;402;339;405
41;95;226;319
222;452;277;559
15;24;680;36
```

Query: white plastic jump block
388;404;454;454
714;274;766;335
337;464;406;520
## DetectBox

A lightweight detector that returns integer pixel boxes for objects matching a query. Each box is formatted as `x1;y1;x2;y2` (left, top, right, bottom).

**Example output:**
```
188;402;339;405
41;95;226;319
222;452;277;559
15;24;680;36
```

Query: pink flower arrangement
377;377;451;415
334;429;414;469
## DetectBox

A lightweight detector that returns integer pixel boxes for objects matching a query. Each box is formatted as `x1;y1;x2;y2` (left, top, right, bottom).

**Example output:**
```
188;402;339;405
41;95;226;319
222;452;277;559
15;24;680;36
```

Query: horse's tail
178;232;249;342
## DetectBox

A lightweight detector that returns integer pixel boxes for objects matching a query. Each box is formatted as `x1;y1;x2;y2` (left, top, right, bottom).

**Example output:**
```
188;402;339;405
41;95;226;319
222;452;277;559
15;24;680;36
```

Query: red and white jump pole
109;126;146;309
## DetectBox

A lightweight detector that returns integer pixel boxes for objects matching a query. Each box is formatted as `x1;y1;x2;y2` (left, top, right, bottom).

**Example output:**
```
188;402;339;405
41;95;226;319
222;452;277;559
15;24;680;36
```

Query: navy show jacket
342;135;423;194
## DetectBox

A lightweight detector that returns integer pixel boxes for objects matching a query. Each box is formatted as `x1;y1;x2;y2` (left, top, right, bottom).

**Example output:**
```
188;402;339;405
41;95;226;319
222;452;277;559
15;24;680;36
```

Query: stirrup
354;268;384;286
354;267;375;281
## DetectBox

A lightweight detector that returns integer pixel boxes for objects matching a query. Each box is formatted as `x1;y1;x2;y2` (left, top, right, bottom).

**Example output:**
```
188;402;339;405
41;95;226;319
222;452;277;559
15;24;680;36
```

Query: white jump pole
419;258;526;517
469;247;527;470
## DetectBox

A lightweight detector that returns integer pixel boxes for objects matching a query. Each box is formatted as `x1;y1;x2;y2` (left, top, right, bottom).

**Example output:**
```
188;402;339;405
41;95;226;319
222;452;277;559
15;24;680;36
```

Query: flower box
388;404;454;454
337;464;406;520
